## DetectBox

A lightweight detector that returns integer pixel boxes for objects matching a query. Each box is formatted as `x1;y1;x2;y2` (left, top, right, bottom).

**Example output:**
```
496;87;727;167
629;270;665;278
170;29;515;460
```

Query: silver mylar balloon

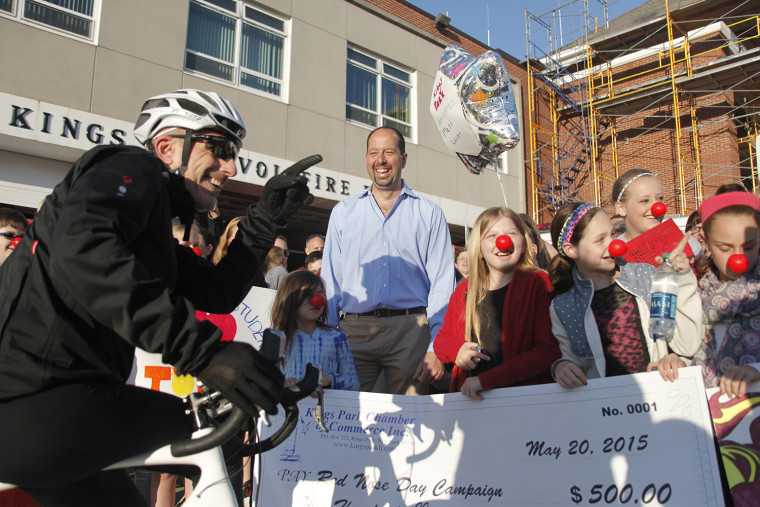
430;45;520;175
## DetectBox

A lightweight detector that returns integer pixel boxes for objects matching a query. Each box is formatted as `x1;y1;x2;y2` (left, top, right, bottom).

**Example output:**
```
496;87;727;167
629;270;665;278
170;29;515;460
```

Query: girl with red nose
271;270;359;391
549;202;702;389
612;169;667;241
434;207;560;400
693;192;760;398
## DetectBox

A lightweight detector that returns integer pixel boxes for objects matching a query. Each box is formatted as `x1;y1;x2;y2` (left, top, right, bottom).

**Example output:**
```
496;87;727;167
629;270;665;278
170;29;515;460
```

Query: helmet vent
176;98;208;117
134;113;150;131
141;98;169;112
215;115;244;138
198;91;216;105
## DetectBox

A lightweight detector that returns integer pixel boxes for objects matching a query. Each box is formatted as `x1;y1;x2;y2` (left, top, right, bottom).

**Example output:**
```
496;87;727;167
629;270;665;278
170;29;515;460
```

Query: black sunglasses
0;232;23;241
171;134;239;161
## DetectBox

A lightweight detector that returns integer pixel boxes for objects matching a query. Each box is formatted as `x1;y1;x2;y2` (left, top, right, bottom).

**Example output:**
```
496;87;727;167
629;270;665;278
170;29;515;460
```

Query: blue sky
408;0;649;60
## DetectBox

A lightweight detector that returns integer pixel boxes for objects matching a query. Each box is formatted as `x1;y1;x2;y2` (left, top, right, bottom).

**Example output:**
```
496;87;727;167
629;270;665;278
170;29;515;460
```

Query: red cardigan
433;269;560;392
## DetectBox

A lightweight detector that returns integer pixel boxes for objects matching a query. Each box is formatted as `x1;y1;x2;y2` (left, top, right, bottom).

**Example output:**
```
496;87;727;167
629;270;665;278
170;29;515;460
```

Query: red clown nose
310;293;327;308
495;235;512;251
192;247;203;257
10;237;22;250
608;239;627;258
727;254;749;274
651;202;667;217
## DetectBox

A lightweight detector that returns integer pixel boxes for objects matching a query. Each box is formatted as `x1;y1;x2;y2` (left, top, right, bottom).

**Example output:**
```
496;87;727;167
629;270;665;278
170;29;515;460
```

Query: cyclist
0;89;312;505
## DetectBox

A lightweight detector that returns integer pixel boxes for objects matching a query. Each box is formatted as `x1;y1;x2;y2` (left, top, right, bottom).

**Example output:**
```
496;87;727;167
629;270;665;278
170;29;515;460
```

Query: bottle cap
662;253;670;259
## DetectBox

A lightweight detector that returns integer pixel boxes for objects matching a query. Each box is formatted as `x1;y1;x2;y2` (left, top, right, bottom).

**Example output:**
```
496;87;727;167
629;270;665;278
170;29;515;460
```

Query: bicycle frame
108;427;237;506
0;426;237;505
0;330;324;506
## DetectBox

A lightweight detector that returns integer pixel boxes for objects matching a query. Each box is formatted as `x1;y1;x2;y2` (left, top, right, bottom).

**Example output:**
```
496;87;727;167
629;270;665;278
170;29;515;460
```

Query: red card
621;219;694;267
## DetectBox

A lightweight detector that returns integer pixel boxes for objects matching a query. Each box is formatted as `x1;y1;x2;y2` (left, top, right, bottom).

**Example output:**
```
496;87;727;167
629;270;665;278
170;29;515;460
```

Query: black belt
347;306;426;318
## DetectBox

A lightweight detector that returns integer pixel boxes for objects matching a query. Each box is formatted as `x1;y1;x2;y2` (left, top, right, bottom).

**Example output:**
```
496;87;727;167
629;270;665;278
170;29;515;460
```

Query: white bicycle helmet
133;89;246;147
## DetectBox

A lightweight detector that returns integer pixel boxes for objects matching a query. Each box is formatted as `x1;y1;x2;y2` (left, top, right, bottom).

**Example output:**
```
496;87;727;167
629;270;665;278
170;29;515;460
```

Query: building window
346;47;413;140
0;0;98;40
185;0;288;99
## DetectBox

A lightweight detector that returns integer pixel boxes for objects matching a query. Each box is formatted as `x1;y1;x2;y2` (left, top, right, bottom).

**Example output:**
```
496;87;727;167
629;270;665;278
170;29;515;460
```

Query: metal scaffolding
525;0;760;223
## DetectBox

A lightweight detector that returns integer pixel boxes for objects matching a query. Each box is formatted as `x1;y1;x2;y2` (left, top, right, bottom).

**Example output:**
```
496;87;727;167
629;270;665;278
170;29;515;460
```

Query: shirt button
384;284;387;287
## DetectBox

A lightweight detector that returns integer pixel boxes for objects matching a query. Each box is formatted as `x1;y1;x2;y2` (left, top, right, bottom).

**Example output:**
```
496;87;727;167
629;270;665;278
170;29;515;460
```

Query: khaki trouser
339;313;430;395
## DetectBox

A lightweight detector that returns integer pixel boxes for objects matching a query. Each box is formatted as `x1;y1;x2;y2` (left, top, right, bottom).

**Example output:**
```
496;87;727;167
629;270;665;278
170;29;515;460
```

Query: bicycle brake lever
313;384;329;433
280;363;320;406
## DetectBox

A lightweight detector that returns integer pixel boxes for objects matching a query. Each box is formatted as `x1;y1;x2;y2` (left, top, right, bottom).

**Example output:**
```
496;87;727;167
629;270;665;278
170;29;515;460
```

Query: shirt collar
360;180;419;199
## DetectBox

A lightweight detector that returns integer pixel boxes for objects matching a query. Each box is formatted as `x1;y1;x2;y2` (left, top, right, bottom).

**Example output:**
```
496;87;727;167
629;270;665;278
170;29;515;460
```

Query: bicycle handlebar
171;405;249;458
170;330;321;458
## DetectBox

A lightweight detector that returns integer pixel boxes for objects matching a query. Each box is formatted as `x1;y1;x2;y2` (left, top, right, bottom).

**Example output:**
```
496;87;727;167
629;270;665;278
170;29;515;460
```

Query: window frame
184;0;290;102
346;45;416;143
0;0;101;43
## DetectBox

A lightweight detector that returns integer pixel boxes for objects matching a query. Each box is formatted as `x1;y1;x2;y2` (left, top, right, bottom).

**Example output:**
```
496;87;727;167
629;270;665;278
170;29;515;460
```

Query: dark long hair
548;202;605;297
270;270;329;346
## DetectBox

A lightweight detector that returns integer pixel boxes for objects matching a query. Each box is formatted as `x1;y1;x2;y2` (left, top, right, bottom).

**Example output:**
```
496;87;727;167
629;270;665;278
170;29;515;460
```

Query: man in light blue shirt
321;126;456;395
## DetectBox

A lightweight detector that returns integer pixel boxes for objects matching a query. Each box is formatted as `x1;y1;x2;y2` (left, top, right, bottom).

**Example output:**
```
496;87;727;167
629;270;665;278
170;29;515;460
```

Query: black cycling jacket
0;145;278;400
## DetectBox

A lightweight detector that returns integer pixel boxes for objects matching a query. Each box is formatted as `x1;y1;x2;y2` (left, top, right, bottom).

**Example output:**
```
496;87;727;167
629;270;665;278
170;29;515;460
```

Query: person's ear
614;200;627;217
153;135;177;166
563;242;579;260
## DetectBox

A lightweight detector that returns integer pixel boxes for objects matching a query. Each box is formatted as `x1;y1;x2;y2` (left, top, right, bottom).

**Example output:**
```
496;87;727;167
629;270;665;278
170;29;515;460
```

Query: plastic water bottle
649;253;678;339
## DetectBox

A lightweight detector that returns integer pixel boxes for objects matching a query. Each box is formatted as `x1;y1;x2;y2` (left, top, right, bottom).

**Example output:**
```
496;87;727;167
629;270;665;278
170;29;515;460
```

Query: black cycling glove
195;341;284;416
259;155;320;225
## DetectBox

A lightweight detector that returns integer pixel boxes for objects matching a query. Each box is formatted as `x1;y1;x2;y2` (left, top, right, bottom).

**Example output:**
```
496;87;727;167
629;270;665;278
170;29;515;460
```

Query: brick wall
527;25;746;223
363;0;751;223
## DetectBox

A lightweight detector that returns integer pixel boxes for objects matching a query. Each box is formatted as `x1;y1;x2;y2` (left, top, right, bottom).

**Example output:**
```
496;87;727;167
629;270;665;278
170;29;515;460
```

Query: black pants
0;382;242;507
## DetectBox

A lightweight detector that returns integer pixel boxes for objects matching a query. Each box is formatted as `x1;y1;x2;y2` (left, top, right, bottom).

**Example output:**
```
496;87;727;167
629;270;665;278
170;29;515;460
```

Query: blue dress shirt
321;181;456;351
285;327;359;391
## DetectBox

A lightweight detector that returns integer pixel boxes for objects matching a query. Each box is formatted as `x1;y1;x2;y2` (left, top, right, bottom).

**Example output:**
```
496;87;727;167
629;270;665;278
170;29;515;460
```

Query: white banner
130;286;276;395
254;367;724;506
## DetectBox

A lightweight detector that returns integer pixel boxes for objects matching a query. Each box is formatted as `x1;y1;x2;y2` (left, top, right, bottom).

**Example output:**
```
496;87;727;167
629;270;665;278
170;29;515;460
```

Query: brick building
526;0;760;224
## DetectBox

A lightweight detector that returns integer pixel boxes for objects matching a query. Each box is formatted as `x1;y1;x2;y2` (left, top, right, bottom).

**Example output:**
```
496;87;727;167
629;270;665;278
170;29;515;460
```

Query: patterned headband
557;203;594;259
616;172;655;203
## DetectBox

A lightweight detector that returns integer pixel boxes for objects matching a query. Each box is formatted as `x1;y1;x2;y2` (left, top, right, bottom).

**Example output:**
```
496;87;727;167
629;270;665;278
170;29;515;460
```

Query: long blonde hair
464;207;537;346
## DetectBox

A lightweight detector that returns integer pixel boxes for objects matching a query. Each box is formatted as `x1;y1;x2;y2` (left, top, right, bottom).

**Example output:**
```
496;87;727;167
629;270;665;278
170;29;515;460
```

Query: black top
0;145;279;400
591;282;650;376
470;282;509;376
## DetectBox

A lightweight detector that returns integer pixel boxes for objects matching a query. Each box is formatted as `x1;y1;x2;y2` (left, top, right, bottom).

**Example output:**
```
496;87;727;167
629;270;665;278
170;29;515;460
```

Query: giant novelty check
254;367;724;506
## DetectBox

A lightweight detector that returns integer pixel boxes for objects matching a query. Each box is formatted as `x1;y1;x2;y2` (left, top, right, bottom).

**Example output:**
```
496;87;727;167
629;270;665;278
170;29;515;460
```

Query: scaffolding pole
525;0;759;222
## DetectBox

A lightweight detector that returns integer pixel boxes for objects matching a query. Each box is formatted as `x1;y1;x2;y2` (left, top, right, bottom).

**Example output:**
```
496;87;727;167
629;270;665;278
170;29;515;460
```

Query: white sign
429;71;482;157
0;90;136;151
131;286;276;396
254;367;724;506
